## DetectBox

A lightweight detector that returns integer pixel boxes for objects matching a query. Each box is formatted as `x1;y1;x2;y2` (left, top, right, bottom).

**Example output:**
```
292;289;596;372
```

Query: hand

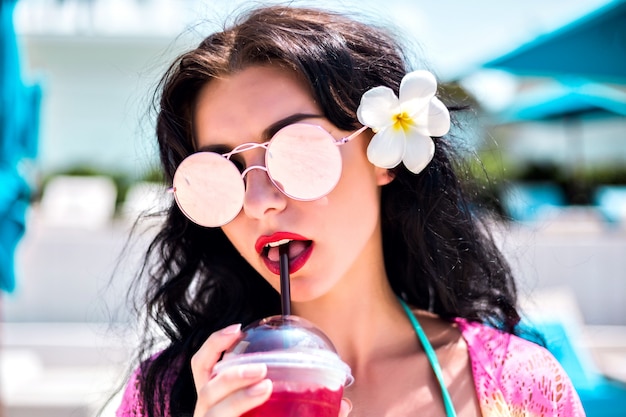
191;324;272;417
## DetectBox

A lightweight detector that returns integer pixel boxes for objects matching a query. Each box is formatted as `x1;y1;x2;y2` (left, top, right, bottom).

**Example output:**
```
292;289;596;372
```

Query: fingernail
221;323;241;335
239;364;267;379
341;398;353;413
247;379;272;397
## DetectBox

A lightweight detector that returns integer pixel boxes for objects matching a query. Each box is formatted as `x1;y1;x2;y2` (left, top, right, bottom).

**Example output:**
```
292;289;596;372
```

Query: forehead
193;65;320;147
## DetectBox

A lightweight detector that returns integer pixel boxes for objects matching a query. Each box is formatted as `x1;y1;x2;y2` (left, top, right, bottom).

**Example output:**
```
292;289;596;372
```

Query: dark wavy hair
128;5;521;416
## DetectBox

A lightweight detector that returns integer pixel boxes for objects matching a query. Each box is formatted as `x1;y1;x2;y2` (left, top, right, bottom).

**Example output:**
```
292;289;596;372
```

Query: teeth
266;238;292;248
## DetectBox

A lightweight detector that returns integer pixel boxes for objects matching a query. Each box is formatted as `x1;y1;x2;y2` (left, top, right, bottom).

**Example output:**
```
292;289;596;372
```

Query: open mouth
257;236;313;275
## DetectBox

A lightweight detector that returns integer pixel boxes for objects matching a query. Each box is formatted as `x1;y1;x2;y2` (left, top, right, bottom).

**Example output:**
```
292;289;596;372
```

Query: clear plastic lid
214;315;353;387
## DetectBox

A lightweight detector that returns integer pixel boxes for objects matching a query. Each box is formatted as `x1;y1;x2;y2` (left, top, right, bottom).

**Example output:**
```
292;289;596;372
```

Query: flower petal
357;86;399;129
398;71;438;123
366;128;405;169
402;130;435;174
426;97;451;137
400;96;431;122
357;70;448;173
399;70;437;102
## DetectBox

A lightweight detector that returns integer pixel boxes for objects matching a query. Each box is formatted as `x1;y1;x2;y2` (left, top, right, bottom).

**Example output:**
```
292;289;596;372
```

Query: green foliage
466;152;626;207
138;164;166;184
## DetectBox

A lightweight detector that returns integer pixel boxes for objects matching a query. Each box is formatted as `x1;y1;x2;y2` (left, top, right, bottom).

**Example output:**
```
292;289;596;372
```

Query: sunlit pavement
1;323;133;417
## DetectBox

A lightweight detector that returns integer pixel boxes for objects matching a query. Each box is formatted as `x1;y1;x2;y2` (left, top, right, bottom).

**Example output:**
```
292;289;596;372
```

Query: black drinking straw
279;244;291;316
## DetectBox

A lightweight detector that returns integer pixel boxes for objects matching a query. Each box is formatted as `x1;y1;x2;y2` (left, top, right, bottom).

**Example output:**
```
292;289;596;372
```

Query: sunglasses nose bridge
240;164;267;179
240;165;288;220
241;165;281;196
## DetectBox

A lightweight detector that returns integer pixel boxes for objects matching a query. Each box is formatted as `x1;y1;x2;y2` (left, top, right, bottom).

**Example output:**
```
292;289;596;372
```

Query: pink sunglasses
172;123;368;227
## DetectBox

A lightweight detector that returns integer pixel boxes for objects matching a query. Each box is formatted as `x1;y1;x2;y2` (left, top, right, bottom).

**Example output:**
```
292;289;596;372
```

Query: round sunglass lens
173;152;244;227
266;124;342;201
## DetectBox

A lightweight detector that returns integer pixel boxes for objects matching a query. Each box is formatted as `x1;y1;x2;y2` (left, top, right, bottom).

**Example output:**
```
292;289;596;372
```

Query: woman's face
193;65;390;303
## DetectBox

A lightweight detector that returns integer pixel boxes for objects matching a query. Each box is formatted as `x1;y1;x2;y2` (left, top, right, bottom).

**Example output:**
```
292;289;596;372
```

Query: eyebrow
261;113;324;140
196;113;324;153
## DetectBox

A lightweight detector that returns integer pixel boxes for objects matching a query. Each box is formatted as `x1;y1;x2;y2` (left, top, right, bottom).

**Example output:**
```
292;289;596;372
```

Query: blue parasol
483;0;626;84
496;79;626;123
1;0;41;293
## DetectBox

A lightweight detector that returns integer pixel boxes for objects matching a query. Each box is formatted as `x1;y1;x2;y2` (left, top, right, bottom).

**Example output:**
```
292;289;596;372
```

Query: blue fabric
0;171;29;293
1;0;41;292
501;182;565;222
535;321;626;417
594;185;626;224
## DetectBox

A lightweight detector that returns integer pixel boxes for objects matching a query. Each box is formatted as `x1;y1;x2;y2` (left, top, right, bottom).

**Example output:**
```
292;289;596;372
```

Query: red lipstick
255;232;310;254
256;232;313;275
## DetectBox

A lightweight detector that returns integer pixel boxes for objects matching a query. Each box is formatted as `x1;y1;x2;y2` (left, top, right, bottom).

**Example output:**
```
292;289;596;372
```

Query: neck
291;267;415;372
289;218;418;373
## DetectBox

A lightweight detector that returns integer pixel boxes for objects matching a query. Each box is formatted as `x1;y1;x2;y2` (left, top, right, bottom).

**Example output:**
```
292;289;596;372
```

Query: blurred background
1;0;625;416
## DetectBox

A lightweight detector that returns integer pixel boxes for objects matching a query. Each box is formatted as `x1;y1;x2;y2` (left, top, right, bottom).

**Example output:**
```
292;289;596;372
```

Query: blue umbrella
493;79;626;171
483;0;626;84
496;79;626;123
1;0;41;293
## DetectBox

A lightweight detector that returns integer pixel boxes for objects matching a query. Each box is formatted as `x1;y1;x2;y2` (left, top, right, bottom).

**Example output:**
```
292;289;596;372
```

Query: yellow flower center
392;112;414;132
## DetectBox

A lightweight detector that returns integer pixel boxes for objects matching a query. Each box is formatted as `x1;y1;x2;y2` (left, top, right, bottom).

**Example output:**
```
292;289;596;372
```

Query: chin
288;280;338;305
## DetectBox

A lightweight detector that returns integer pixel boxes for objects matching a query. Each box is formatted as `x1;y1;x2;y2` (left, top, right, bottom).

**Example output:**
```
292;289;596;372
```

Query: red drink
213;316;353;417
242;382;343;417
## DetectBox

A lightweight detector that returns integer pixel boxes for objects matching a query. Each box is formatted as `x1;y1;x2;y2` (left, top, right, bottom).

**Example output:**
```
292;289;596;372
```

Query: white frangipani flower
356;70;451;174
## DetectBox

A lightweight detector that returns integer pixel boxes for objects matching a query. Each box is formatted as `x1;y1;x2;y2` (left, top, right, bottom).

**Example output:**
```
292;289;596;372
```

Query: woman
117;5;585;417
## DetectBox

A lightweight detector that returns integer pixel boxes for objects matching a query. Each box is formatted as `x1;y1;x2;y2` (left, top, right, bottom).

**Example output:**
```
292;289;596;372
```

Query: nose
241;167;288;220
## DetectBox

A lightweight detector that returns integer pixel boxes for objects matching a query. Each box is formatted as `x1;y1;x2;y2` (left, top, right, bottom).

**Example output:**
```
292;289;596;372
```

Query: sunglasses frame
172;123;368;227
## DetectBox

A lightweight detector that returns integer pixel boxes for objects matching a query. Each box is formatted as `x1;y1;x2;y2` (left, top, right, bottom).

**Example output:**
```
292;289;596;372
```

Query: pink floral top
117;320;585;416
455;319;585;416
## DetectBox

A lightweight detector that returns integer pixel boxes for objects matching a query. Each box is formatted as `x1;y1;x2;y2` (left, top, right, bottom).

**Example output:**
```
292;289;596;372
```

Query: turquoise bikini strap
399;298;457;417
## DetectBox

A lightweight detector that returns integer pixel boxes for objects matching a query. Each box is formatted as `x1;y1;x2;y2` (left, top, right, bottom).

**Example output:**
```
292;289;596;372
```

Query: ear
375;166;395;186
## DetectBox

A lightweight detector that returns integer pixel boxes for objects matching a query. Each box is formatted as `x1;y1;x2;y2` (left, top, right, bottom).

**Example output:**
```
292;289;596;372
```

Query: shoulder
116;350;184;417
117;363;144;417
411;309;464;348
455;319;586;416
455;318;561;376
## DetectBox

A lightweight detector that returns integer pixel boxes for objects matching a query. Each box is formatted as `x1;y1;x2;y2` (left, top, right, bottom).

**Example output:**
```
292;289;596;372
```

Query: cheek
332;147;381;218
341;140;379;193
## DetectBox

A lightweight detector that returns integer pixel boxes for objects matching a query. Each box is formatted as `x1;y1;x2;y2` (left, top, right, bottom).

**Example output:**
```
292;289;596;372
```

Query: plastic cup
213;315;353;417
